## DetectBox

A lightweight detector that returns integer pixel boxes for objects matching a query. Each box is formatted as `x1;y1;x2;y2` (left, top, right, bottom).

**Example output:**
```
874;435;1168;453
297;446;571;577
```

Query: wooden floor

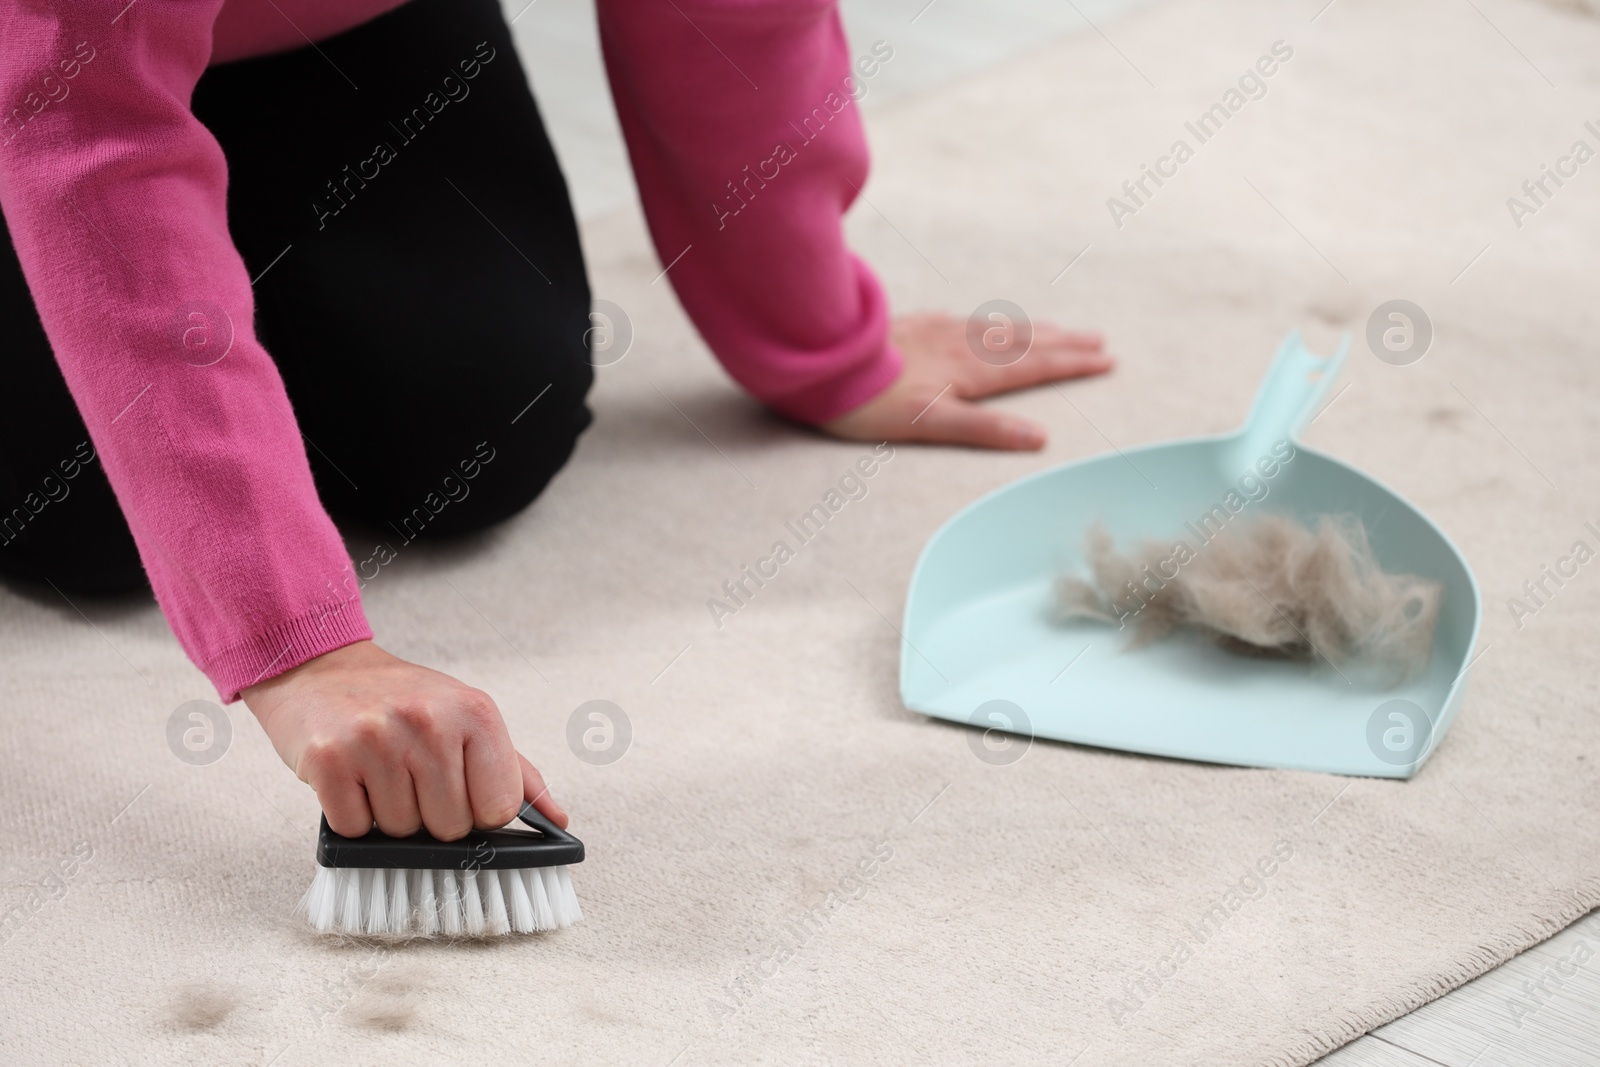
498;1;1600;1062
1317;914;1600;1066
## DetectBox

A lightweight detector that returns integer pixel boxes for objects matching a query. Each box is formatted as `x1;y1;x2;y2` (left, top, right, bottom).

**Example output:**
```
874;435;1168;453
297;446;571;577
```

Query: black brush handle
517;801;580;845
316;802;584;870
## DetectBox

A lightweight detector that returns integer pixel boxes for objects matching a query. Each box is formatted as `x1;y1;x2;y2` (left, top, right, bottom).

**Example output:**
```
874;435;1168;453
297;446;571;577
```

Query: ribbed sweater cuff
205;600;374;704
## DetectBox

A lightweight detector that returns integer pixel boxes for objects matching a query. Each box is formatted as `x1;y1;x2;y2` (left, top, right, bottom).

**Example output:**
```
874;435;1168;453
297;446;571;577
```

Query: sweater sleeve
0;1;371;703
595;0;903;424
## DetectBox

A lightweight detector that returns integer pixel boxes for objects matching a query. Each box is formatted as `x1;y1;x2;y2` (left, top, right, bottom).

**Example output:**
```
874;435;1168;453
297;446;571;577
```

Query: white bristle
540;867;572;928
555;866;582;924
339;868;365;934
526;867;554;931
504;870;535;933
415;869;439;935
302;864;581;938
439;870;463;936
461;868;486;936
409;870;435;927
480;870;510;936
365;868;389;935
388;866;410;931
303;866;338;932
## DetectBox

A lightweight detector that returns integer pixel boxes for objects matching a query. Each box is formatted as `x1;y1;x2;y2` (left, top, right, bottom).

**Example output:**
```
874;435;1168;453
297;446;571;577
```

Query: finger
963;343;1115;398
361;762;423;838
460;696;523;830
412;745;473;841
1031;324;1105;350
519;752;568;829
912;396;1046;450
299;744;375;837
311;773;376;838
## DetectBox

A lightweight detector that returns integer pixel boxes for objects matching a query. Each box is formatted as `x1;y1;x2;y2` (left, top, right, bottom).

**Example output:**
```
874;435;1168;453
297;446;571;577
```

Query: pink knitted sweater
0;0;900;701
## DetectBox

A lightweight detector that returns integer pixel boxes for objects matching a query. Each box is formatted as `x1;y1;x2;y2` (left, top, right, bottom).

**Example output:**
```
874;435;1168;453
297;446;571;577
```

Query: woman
0;0;1110;841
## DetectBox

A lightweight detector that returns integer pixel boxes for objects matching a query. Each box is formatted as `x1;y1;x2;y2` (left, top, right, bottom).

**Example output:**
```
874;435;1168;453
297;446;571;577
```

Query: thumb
519;752;569;829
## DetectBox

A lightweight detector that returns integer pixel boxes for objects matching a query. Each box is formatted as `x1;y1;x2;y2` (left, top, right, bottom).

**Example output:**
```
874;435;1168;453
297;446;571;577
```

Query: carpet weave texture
3;0;1599;1063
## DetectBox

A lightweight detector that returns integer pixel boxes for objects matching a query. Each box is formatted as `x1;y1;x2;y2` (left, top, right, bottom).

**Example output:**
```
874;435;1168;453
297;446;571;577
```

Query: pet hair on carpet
347;962;424;1030
164;981;238;1031
1055;513;1443;679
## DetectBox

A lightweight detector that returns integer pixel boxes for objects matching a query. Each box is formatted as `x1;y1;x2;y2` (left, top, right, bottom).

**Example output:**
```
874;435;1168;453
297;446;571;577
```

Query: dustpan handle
1235;329;1350;457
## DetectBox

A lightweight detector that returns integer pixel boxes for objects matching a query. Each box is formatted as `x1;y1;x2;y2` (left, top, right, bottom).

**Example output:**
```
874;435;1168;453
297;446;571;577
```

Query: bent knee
327;371;593;541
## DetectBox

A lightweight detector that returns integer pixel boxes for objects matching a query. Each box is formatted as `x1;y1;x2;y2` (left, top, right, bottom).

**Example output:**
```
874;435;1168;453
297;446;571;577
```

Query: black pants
0;0;593;595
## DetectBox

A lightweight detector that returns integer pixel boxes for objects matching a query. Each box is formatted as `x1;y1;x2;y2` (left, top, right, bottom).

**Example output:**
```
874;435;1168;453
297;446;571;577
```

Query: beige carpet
5;0;1600;1063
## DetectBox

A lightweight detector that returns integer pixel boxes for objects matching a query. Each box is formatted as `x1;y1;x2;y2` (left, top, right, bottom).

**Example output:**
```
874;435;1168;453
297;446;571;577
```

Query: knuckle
459;688;500;725
374;815;422;838
427;815;473;843
347;712;387;747
325;813;370;837
479;796;520;829
394;700;446;743
297;739;343;781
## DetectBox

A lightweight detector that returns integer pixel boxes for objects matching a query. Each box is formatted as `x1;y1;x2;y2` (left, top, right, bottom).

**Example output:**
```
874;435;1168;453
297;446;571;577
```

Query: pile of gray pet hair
1055;513;1442;680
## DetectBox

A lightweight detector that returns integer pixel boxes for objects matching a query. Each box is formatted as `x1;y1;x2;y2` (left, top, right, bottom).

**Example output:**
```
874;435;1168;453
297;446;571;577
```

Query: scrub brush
301;802;584;937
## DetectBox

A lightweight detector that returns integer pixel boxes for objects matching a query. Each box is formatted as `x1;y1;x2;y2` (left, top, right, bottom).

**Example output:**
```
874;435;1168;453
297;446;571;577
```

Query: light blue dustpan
901;331;1481;778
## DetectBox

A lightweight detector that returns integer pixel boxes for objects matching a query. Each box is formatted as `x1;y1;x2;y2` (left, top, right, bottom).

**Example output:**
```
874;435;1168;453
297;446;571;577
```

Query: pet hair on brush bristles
301;801;584;937
1056;513;1443;680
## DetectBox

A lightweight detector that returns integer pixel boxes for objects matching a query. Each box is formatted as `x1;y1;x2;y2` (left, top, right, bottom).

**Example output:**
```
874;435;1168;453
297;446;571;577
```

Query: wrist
241;638;379;718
